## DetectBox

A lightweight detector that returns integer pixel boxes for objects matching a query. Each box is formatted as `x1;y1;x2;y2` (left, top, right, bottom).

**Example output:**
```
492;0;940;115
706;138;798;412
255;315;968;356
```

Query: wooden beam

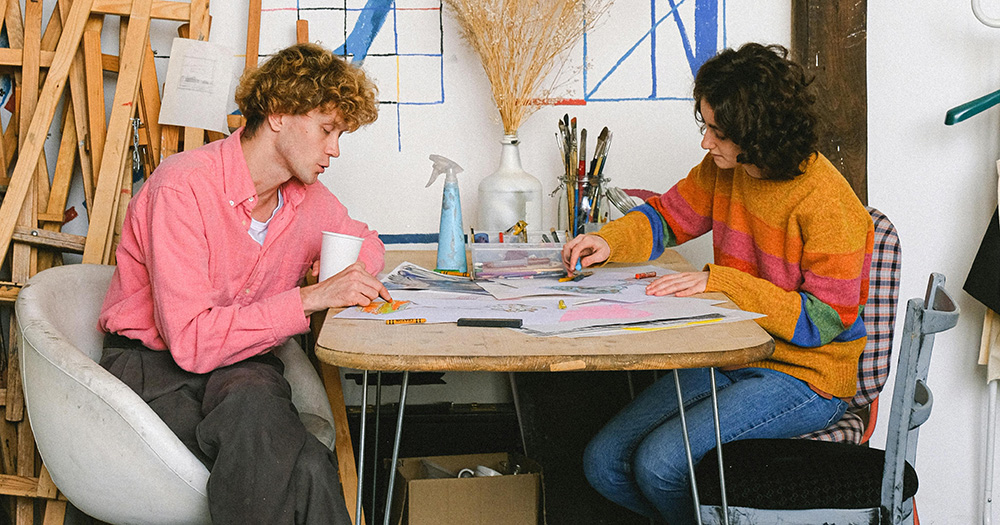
182;0;209;151
0;283;21;303
83;0;152;264
0;0;96;263
0;49;56;68
296;19;309;45
138;39;161;165
41;502;67;525
59;2;98;212
792;0;868;203
0;474;38;498
83;27;106;187
228;113;245;130
92;0;190;21
246;0;262;71
4;0;23;50
12;227;85;253
6;0;44;448
16;419;35;524
321;363;366;525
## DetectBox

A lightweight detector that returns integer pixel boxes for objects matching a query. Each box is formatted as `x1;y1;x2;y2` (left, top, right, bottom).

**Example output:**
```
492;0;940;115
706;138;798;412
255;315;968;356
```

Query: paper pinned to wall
158;38;236;134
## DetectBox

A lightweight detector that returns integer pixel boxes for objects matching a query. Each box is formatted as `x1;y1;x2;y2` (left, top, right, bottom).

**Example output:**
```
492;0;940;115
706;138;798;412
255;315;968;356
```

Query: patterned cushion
853;207;902;407
797;207;901;443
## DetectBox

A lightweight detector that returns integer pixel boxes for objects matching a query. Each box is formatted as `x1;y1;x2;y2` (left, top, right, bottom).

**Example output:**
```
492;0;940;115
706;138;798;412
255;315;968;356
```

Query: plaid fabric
797;207;901;443
796;410;865;443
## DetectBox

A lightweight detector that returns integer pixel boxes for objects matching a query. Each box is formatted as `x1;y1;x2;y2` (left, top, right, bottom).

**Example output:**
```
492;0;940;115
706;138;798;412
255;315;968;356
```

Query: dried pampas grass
445;0;612;134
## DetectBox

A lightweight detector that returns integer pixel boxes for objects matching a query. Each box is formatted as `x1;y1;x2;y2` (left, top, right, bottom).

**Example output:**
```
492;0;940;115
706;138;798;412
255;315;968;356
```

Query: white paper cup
319;232;363;281
475;465;502;477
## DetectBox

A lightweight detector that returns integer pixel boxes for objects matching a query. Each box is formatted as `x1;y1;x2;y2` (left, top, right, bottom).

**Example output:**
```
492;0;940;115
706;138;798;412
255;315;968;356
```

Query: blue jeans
582;367;847;524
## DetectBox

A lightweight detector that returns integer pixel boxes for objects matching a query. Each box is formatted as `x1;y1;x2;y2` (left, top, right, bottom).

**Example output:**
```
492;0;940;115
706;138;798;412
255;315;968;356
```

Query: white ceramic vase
476;133;543;237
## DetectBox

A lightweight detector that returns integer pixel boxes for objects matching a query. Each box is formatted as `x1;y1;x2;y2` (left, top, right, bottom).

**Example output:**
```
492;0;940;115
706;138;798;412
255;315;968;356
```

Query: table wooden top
315;250;774;372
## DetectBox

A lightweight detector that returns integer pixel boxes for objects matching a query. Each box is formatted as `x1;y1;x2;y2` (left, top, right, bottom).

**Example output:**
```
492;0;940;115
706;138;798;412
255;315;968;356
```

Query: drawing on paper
561;304;652;322
383;262;489;295
549;284;628;295
488;303;542;314
361;299;412;314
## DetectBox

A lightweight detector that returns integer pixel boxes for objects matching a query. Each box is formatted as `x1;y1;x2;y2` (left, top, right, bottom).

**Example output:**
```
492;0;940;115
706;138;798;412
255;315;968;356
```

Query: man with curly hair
98;43;389;524
564;43;874;522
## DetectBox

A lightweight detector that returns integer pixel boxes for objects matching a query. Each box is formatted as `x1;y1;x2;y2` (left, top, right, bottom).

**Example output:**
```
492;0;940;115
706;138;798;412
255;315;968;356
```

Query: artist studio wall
203;1;790;271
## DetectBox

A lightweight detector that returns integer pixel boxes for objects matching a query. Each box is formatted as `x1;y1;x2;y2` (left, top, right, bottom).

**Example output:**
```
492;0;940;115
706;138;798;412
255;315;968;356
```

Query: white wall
869;2;1000;523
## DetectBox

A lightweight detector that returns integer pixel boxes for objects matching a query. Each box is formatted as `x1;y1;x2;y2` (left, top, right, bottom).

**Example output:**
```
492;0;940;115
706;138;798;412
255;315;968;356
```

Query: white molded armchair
15;263;336;524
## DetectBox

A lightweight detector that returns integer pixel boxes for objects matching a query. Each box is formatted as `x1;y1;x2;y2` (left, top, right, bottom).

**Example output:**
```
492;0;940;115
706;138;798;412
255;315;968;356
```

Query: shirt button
242;220;246;226
249;197;254;202
229;200;235;206
245;289;250;294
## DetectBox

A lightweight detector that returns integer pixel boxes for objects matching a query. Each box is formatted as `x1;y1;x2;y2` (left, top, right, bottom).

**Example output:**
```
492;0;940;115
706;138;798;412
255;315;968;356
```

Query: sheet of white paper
519;297;741;334
477;265;671;301
335;262;764;334
542;308;765;338
334;292;739;330
381;262;489;295
158;38;236;134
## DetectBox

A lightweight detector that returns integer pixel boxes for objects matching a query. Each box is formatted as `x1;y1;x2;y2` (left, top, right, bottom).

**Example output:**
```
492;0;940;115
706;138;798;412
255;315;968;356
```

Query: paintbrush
569;117;578;235
590;131;613;221
589;127;609;185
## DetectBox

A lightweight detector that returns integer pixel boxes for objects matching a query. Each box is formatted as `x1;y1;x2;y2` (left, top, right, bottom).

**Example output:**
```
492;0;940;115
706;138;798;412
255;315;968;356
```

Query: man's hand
562;234;611;271
300;261;392;316
645;271;709;297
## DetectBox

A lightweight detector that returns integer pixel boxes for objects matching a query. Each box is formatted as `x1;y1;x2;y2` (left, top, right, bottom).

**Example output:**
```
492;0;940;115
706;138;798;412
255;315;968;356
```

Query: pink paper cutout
561;303;651;322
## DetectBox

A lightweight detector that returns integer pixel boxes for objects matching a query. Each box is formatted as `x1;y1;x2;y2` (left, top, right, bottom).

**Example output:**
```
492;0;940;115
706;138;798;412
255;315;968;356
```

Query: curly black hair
693;43;818;180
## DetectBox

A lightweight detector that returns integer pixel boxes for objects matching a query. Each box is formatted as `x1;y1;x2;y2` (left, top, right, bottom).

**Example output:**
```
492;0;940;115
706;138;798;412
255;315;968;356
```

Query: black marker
457;318;523;328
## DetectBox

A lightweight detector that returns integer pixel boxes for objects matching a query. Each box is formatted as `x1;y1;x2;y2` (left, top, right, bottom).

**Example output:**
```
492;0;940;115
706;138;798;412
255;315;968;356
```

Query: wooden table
315;249;774;525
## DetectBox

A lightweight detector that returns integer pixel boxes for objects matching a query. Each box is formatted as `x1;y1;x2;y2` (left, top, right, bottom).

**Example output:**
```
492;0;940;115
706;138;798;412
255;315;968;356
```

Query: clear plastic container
470;242;566;280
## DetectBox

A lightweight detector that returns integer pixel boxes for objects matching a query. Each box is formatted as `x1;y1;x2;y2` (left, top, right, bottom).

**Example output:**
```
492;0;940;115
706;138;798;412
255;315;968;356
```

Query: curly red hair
235;43;379;138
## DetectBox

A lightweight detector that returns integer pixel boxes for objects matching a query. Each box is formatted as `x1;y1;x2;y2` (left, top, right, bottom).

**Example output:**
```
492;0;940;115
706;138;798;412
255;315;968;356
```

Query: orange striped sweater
595;152;873;397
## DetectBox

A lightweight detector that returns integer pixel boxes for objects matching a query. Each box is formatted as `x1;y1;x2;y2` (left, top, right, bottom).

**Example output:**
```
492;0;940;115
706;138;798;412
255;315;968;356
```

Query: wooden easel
0;2;212;523
0;4;365;523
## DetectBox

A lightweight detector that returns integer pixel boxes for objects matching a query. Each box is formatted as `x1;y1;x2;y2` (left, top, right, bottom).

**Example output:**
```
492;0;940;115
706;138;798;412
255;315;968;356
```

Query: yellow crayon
385;318;426;325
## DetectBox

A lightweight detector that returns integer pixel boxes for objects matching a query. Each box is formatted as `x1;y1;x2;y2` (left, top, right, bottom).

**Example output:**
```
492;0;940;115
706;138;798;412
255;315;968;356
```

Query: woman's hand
645;271;709;297
562;234;611;271
300;261;392;315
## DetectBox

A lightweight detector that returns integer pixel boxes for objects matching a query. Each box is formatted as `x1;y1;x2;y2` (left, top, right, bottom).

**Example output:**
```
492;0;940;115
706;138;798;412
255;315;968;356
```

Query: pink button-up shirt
99;129;385;373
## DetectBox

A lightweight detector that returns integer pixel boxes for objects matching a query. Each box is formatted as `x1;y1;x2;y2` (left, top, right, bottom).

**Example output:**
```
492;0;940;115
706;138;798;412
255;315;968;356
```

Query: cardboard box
390;452;543;525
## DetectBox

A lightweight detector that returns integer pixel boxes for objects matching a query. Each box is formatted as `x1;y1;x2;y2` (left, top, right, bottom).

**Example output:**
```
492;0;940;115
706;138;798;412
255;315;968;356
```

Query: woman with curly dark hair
563;43;873;522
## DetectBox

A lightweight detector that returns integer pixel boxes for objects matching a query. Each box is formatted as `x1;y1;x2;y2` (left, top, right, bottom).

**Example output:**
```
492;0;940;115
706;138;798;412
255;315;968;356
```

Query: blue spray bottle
426;154;466;272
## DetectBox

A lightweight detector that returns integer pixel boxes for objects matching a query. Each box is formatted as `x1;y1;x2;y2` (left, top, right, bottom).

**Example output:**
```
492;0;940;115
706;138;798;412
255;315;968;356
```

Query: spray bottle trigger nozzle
426;154;464;187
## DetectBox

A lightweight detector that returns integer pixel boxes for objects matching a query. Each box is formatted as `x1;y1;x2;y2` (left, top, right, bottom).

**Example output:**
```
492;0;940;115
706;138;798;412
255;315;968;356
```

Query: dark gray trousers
101;334;351;525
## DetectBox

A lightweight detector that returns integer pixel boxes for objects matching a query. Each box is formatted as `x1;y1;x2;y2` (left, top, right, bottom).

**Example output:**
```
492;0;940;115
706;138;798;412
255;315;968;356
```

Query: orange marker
634;271;657;279
386;318;426;325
